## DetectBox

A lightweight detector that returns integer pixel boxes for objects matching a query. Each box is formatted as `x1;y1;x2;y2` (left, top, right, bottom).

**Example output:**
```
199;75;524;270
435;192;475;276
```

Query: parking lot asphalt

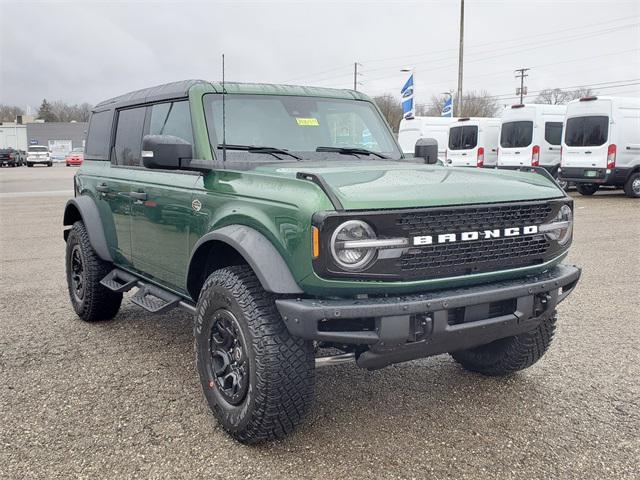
1;165;639;479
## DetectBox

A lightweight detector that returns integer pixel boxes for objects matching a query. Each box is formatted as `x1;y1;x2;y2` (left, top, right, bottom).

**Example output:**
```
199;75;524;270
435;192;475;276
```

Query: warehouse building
0;123;28;150
26;122;88;160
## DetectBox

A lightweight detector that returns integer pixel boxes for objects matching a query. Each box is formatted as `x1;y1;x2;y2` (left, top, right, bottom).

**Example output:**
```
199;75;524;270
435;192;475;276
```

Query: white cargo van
559;96;640;197
398;116;457;158
497;104;566;178
446;117;500;167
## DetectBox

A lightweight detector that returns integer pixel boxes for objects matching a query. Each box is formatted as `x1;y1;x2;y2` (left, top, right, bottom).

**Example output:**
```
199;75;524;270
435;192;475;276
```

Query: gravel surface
1;166;638;479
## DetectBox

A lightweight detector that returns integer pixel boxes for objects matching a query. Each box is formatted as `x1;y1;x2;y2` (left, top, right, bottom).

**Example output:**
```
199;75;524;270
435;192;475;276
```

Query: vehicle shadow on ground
107;300;551;449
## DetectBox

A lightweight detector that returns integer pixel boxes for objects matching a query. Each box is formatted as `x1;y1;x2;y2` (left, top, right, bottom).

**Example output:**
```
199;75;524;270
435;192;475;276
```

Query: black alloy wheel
69;244;86;303
208;309;250;405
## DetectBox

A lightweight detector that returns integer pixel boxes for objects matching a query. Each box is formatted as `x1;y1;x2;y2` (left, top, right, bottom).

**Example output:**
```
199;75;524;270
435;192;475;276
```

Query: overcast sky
1;0;639;112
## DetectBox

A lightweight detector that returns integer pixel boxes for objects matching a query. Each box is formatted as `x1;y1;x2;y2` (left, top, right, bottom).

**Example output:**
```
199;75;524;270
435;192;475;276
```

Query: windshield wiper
219;144;302;161
316;146;389;159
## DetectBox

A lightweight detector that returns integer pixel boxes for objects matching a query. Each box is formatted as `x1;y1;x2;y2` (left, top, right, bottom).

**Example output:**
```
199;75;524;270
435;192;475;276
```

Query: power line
405;48;640;91
359;14;639;66
282;16;639;85
489;80;640;101
363;22;640;84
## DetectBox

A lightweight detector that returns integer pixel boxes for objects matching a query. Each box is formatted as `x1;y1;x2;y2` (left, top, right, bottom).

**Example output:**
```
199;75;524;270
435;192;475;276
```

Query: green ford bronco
63;80;581;443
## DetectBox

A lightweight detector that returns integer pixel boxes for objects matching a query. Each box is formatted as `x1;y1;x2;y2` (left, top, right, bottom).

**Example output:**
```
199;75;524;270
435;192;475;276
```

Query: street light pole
456;0;464;116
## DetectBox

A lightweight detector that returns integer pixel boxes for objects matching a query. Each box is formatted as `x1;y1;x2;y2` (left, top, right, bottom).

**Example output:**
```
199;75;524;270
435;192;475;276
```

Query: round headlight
330;220;377;271
543;204;573;245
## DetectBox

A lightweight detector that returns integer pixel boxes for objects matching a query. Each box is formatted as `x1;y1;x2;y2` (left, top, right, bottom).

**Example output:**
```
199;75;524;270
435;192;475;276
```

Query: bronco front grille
398;235;550;279
396;203;553;235
395;202;555;279
313;199;569;281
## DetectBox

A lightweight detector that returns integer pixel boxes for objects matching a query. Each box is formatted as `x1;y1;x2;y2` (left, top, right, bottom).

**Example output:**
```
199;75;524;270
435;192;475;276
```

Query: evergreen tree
37;99;57;122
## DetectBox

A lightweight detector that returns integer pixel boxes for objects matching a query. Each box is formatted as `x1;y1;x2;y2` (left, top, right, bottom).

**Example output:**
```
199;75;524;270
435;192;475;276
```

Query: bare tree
372;93;403;133
49;101;93;122
458;90;500;117
416;91;499;117
0;104;25;122
535;87;594;105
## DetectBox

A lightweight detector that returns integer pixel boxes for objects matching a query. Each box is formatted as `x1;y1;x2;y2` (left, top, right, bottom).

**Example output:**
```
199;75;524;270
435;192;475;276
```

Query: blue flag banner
441;96;453;117
401;74;414;120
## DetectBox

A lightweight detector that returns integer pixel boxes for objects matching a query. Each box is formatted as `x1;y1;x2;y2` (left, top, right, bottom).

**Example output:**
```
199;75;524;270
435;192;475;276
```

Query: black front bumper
559;166;629;185
276;265;581;369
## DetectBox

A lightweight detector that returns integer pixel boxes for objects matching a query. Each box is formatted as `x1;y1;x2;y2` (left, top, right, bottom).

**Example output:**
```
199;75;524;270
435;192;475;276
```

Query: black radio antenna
222;53;227;163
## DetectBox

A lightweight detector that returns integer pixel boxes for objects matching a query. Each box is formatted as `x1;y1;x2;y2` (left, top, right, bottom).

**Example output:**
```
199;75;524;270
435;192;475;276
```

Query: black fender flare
63;196;113;262
189;225;303;295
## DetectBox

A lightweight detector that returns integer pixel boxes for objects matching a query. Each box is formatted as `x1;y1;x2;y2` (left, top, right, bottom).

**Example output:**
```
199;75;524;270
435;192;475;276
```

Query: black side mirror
414;138;439;164
142;135;192;170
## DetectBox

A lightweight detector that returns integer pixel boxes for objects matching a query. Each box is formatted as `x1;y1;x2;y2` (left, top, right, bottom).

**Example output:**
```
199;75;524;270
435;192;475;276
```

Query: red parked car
65;148;84;166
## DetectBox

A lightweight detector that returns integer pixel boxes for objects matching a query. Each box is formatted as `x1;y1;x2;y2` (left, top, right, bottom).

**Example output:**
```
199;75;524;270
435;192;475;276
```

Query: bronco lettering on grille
412;225;539;246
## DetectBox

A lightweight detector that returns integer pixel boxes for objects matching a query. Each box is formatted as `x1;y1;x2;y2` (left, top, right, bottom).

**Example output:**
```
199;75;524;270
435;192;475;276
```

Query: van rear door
541;121;563;168
498;121;533;167
562;99;612;170
447;124;478;167
562;115;610;168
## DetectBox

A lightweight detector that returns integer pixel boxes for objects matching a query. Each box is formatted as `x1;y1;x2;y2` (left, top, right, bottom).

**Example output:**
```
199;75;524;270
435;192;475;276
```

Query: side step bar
101;268;195;315
100;269;138;293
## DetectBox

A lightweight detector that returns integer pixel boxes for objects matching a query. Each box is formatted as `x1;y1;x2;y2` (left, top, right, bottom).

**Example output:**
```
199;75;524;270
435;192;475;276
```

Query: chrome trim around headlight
540;204;573;245
341;237;409;249
330;220;377;271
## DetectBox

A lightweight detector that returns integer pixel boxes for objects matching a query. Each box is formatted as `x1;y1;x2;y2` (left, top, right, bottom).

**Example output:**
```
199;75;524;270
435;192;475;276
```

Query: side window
113;107;146;166
544;122;563;146
85;110;113;159
149;101;193;144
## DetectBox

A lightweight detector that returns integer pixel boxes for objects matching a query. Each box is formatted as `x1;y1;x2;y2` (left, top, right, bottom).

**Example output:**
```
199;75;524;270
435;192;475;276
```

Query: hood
252;161;564;210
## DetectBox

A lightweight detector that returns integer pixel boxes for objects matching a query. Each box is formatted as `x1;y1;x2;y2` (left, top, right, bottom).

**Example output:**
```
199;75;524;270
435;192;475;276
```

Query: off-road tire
65;221;122;321
576;183;599;196
450;312;557;376
623;172;640;198
194;265;315;444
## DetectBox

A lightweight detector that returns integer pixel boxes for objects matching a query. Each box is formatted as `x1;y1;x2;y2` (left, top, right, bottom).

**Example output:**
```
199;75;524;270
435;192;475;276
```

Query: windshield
500;121;533;148
28;146;48;152
565;116;609;147
204;94;402;159
448;125;478;150
72;148;84;153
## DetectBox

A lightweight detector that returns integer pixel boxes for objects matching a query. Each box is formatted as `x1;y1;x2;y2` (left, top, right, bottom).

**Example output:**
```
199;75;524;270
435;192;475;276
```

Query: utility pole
353;62;362;91
515;68;530;104
456;0;464;116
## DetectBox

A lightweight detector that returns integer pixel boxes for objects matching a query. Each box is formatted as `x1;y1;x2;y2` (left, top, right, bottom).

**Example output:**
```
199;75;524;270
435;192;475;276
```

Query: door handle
461;153;467;156
129;191;148;201
96;183;109;193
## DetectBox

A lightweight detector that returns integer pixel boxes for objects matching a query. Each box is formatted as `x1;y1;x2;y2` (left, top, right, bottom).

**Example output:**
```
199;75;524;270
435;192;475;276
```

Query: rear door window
565;116;609;147
500;121;533;148
544;122;563;145
113;107;146;166
448;125;478;150
85;110;113;159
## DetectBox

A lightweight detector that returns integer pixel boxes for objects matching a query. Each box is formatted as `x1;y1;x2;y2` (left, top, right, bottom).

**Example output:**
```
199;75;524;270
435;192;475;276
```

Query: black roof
94;79;208;110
